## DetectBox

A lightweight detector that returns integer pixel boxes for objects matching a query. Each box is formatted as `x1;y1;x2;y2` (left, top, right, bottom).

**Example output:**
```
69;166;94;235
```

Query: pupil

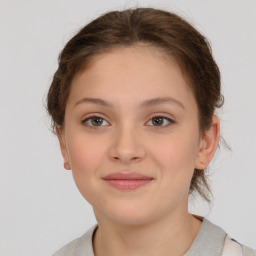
92;117;103;126
153;117;163;126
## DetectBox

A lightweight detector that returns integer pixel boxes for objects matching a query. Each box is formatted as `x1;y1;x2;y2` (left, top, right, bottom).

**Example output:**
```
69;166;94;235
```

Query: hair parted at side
47;7;224;203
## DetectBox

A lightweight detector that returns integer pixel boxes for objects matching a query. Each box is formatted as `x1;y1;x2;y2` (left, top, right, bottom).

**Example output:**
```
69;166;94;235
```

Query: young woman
47;7;255;256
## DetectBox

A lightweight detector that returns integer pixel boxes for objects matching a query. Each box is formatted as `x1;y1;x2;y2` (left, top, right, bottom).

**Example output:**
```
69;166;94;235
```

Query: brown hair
47;7;224;203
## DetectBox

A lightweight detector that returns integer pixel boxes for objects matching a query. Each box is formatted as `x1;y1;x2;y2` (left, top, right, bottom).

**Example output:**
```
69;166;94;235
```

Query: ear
195;115;220;170
56;126;71;170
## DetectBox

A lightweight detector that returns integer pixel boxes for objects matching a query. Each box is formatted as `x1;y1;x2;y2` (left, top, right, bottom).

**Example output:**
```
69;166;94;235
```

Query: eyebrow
74;97;185;109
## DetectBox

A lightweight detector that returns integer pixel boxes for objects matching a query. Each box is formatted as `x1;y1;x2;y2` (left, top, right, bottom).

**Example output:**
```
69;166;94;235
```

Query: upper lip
102;172;153;180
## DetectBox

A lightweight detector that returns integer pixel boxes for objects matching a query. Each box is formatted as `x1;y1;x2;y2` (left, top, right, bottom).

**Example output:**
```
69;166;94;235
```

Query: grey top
53;217;256;256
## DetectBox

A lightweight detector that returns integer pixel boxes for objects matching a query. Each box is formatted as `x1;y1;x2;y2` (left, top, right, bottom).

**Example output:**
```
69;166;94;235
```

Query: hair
46;7;224;203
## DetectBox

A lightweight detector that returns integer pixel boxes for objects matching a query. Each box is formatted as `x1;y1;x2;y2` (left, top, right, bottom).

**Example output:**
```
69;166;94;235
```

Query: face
57;46;218;226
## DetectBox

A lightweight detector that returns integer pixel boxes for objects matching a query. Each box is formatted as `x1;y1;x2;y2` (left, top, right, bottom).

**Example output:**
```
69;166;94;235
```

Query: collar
75;217;227;256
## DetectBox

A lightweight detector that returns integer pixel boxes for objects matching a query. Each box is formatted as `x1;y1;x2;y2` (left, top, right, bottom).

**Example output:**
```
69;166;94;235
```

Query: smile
104;179;153;190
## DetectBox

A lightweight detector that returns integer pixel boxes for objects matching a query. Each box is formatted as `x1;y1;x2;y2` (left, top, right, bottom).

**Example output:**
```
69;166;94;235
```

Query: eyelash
81;114;175;130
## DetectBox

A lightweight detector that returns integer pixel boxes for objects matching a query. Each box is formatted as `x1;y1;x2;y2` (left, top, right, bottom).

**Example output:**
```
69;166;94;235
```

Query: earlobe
56;126;71;170
195;115;220;170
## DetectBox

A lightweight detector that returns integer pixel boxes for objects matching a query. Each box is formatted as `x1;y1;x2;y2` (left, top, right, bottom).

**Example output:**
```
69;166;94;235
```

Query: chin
97;204;157;227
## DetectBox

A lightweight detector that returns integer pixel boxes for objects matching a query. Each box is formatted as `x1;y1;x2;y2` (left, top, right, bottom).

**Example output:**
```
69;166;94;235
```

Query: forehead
81;45;180;75
72;46;189;87
68;46;195;109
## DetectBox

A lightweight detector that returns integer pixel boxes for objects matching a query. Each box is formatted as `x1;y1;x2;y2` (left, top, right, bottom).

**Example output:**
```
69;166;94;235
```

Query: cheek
154;133;198;168
153;133;199;187
66;135;106;195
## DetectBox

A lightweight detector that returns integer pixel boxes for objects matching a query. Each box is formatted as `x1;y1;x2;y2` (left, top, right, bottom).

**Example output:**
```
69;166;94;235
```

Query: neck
92;211;202;256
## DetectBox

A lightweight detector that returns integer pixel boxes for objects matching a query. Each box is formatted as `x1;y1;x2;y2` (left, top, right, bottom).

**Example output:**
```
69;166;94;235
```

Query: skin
57;46;220;256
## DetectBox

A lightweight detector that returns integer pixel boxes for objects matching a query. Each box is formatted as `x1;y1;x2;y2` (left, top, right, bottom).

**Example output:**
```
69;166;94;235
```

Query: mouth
102;172;154;190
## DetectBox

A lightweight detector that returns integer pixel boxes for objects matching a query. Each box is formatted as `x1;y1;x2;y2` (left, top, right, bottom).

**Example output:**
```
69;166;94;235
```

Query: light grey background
0;0;255;255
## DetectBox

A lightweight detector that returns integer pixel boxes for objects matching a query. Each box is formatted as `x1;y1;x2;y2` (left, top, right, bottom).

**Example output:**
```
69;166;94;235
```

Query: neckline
83;216;226;256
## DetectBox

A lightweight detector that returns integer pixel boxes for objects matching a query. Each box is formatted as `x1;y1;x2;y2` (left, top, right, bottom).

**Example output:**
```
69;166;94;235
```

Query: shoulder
241;244;256;256
52;237;80;256
223;235;256;256
185;216;255;256
52;224;97;256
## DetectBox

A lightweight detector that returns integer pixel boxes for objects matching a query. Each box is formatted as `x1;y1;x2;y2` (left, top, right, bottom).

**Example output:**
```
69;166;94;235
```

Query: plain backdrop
0;0;255;255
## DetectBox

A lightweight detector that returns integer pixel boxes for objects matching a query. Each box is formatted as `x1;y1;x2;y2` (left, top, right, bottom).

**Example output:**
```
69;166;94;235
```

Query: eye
147;115;175;130
81;115;109;129
81;114;175;130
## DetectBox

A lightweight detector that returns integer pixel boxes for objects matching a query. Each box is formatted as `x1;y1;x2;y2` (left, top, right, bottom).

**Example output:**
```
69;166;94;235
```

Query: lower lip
104;179;153;190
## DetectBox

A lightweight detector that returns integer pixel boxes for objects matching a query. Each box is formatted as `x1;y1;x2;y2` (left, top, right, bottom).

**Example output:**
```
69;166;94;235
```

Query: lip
102;172;153;190
103;172;153;180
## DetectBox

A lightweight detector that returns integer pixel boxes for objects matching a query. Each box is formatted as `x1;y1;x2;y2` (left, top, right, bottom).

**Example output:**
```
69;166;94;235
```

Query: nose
108;123;146;164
